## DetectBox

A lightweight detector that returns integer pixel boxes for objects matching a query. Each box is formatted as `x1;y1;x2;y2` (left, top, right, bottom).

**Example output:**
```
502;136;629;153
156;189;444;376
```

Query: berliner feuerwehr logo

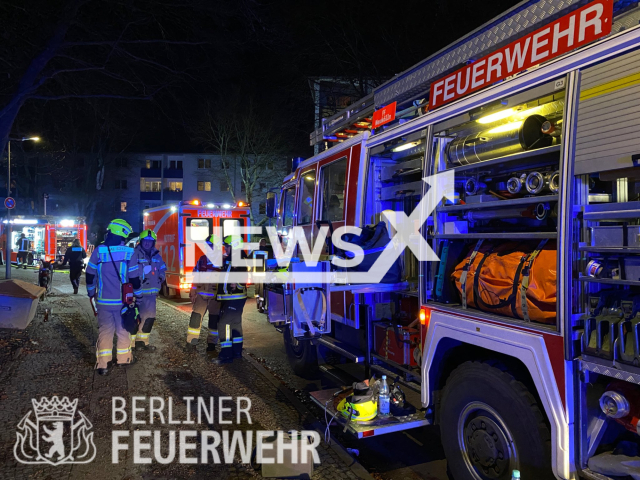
14;396;96;465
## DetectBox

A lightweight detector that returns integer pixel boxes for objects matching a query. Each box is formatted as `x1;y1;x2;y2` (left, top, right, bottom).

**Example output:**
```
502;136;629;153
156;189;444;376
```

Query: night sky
1;0;522;158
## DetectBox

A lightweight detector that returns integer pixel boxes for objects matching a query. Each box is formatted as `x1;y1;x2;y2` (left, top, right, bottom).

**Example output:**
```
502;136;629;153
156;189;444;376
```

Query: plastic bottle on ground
511;470;521;480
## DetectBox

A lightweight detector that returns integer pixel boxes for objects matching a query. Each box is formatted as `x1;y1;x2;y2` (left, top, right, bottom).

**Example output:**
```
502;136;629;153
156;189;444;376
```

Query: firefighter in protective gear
16;233;30;269
214;234;247;365
85;219;142;376
61;239;87;294
186;234;222;353
132;229;166;351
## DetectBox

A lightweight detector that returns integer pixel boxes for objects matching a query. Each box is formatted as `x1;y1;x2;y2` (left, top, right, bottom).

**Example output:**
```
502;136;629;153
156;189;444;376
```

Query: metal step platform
309;388;430;439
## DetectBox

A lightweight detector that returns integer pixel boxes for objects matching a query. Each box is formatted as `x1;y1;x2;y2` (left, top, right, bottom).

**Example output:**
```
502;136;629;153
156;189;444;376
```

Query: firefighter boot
213;319;236;365
135;317;156;352
232;339;243;359
213;334;233;365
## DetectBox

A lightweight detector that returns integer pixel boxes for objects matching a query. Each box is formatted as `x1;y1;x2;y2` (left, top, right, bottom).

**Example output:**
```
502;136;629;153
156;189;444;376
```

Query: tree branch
62;39;209;47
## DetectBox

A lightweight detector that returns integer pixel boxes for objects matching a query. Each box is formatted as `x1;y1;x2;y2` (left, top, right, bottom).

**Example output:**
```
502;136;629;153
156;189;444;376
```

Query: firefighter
85;219;142;376
214;235;247;365
131;229;166;351
16;233;30;269
185;234;222;353
60;239;87;294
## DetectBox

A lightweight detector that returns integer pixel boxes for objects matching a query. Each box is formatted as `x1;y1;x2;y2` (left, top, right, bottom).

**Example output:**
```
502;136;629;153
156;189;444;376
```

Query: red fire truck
264;1;640;478
0;216;87;265
143;200;251;298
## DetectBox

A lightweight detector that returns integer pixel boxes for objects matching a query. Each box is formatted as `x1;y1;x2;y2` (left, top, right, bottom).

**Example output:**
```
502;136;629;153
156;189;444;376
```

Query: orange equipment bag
451;240;557;324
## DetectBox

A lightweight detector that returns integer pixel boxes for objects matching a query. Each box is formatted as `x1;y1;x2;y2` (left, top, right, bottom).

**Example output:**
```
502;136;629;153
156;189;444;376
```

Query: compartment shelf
435;232;557;240
309;388;430;439
578;275;640;286
583;201;640;221
437;194;558;213
443;144;561;174
579;246;640;254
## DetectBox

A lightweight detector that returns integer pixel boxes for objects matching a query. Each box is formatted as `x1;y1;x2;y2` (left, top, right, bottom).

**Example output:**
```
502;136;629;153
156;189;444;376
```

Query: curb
159;298;374;480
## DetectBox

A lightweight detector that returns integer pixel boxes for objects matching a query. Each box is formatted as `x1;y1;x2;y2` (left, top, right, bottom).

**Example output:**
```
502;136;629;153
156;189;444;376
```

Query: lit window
168;181;183;192
197;181;211;192
121;202;127;212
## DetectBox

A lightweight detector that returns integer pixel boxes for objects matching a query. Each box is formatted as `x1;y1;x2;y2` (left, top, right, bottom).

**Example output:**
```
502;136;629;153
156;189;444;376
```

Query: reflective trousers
218;298;245;360
134;294;157;346
187;293;221;345
96;306;132;369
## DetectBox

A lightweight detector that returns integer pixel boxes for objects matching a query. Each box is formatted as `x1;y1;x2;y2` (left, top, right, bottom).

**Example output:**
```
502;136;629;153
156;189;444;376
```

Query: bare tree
193;101;288;224
0;0;223;160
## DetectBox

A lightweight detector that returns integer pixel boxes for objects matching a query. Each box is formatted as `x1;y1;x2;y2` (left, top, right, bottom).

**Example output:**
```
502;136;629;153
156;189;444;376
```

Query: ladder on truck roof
312;0;640;148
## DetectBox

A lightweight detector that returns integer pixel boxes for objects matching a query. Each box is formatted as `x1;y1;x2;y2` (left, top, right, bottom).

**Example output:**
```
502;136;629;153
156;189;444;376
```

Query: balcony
140;192;161;201
140;168;161;178
163;168;183;179
164;190;183;201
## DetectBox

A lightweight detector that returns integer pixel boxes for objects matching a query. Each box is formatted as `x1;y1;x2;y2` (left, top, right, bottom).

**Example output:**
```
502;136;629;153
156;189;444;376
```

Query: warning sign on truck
428;0;613;109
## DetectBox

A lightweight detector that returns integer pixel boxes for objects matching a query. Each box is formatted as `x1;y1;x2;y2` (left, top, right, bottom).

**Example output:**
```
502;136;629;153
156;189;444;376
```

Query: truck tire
283;324;318;378
440;361;553;480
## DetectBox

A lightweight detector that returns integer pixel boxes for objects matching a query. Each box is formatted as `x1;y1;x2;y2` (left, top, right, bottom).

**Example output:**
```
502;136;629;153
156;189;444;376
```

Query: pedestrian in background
131;229;166;351
60;239;87;294
85;219;142;376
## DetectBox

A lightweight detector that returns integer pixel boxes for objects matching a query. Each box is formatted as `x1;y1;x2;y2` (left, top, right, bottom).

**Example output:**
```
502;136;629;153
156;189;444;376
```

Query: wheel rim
458;402;518;479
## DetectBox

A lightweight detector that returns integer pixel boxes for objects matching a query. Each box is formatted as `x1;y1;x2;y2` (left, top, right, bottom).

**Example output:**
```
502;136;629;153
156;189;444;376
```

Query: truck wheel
283;324;318;378
440;361;552;480
160;281;169;298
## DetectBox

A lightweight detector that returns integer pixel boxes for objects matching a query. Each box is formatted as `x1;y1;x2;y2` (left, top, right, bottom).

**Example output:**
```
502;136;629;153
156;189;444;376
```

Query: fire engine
0;216;87;265
143;200;251;298
263;1;640;478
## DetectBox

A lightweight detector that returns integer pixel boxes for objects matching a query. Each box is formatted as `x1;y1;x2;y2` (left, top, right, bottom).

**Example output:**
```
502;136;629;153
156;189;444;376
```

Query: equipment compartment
428;79;565;329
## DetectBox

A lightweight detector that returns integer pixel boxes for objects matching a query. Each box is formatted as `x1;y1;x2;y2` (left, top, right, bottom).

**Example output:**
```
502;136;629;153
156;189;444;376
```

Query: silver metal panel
580;359;640;384
579;48;640;89
575;46;640;174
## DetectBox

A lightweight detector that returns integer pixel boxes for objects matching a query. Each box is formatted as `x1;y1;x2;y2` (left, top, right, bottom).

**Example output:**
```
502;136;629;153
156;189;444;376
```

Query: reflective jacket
191;254;219;298
132;244;166;296
63;246;87;267
216;263;247;301
86;245;140;306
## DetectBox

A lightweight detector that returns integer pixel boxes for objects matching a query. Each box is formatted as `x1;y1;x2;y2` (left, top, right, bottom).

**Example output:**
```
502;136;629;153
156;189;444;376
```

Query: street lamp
5;136;40;280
